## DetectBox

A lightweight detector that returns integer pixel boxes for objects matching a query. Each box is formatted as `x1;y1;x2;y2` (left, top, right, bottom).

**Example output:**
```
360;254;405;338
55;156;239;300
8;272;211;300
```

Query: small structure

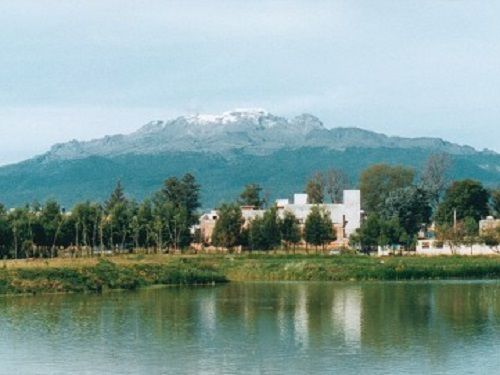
413;217;500;256
479;216;500;235
198;210;219;244
416;239;499;256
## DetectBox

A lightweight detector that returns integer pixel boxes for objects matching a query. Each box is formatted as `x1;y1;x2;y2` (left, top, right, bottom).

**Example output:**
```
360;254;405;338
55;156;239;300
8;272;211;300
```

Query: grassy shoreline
1;254;500;295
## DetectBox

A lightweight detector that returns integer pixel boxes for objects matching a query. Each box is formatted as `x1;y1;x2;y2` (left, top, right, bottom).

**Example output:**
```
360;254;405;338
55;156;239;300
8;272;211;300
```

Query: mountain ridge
0;109;498;208
37;109;488;163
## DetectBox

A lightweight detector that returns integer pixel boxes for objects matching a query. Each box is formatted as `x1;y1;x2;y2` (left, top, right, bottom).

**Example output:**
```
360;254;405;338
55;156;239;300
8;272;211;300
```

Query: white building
275;190;362;240
198;190;362;246
416;239;499;256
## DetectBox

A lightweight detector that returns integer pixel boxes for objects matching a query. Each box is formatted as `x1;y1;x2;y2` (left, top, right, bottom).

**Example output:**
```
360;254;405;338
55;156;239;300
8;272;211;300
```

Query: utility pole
453;208;457;231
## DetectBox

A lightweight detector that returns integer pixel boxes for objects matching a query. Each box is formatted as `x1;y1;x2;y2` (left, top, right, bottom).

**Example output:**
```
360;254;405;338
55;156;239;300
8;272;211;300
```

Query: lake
1;281;499;374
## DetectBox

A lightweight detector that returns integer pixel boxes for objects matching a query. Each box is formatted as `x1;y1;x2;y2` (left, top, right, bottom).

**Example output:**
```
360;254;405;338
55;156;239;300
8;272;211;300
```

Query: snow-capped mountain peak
41;109;480;162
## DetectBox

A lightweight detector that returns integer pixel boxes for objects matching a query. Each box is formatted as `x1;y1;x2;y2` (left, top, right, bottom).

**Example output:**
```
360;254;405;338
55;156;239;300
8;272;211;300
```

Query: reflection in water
294;285;309;350
0;281;499;374
199;291;217;334
332;286;362;349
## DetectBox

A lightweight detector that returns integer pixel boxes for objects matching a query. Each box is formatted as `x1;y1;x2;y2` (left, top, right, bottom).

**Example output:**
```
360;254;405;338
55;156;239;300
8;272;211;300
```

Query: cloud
0;0;499;162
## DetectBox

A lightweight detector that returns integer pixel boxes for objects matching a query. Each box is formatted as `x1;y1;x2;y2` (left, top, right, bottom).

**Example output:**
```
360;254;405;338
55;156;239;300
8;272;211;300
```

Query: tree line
0;174;201;259
1;154;499;258
351;154;500;251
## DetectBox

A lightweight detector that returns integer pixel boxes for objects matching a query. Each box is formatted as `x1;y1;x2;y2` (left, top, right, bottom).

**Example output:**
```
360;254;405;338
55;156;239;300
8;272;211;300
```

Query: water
1;281;499;374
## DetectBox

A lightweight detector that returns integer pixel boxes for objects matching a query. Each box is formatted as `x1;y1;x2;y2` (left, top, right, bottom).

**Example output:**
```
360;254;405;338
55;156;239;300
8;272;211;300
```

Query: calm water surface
1;281;499;374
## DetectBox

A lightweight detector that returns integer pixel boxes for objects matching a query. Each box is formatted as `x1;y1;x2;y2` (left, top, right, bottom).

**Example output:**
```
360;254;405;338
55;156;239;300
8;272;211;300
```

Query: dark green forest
0;147;499;209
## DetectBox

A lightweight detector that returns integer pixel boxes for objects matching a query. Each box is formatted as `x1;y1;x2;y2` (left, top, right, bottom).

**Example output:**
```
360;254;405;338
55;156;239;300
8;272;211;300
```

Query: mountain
0;109;498;209
41;109;480;161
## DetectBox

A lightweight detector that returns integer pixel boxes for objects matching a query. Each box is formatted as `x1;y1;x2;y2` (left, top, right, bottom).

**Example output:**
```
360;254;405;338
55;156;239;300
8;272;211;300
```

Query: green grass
218;254;500;281
0;258;227;295
1;254;500;295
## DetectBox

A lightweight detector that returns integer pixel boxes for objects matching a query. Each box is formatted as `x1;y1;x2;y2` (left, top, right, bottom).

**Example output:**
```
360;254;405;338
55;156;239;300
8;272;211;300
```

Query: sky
1;0;499;165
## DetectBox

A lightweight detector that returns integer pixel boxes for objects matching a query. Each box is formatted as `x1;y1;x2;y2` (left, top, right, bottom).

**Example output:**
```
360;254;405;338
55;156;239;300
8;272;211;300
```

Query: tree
0;204;11;258
304;206;335;252
435;179;490;225
280;210;301;252
305;172;325;204
325;168;349;203
212;203;244;250
161;173;201;227
359;164;415;213
7;206;34;259
72;201;99;251
155;173;201;250
435;222;465;254
110;201;132;251
463;216;478;237
129;202;141;250
462;216;479;254
350;214;381;252
238;183;265;208
152;196;189;252
378;217;405;249
39;200;64;258
248;207;280;251
248;217;265;251
382;186;432;238
420;153;452;209
350;214;406;252
105;182;131;251
105;180;126;211
481;227;500;247
491;188;500;217
137;199;155;251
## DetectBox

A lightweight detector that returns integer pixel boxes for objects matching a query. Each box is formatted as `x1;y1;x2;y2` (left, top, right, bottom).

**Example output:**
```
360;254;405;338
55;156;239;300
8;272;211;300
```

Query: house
275;190;362;244
415;217;500;256
198;190;363;247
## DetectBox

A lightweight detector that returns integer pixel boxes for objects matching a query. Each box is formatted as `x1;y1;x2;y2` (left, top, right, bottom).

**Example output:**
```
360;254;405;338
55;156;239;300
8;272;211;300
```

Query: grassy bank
219;254;500;281
0;258;227;295
1;254;500;295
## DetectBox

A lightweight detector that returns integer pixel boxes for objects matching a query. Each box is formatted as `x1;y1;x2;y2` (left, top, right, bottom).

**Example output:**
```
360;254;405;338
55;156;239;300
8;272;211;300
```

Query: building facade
198;190;362;247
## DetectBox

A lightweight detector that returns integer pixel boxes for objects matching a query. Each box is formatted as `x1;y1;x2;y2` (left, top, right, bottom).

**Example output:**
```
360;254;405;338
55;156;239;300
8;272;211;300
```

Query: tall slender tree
491;188;500;217
420;153;452;209
280;210;301;252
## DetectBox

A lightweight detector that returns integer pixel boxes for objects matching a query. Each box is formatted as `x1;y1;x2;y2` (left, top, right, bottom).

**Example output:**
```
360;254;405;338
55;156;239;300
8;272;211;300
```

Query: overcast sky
1;0;499;165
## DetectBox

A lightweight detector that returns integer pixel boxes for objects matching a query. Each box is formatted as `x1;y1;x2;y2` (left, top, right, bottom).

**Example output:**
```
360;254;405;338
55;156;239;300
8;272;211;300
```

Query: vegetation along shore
2;254;500;296
1;153;499;296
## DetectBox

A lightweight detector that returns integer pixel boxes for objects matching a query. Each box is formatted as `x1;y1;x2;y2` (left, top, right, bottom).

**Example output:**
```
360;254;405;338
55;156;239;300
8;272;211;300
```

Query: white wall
343;190;361;238
416;241;500;256
276;190;362;236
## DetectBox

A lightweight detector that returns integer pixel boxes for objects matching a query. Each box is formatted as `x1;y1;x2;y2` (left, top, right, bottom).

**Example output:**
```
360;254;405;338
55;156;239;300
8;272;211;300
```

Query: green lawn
1;254;500;295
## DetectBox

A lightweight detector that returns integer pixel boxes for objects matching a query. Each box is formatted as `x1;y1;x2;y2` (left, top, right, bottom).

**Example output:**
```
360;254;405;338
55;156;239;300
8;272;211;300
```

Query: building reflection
1;280;499;370
331;286;362;349
294;284;309;350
